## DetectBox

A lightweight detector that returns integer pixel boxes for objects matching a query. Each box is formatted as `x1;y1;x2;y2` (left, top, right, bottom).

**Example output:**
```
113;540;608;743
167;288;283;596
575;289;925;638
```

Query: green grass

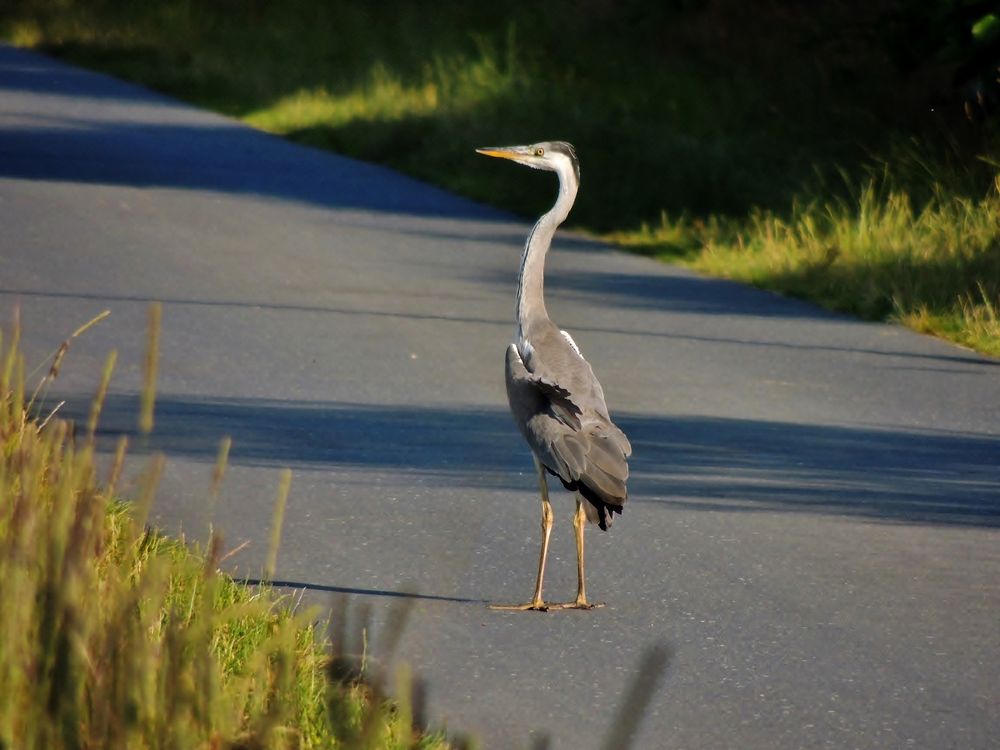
612;177;1000;355
1;0;998;354
0;317;451;749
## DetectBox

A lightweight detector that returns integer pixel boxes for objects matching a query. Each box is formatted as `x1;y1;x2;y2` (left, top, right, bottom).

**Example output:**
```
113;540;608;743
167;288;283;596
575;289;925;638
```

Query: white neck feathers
515;154;578;342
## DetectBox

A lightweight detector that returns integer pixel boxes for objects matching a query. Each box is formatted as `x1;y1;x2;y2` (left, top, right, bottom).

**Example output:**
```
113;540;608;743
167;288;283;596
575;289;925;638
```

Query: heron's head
476;141;580;185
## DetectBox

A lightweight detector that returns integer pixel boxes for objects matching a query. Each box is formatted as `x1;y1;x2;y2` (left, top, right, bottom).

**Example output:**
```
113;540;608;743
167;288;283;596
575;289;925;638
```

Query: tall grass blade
69;309;112;340
1;307;20;399
206;436;231;541
209;436;231;498
105;435;128;498
263;468;292;582
131;453;165;541
139;302;161;435
393;662;414;746
87;349;117;438
26;309;110;417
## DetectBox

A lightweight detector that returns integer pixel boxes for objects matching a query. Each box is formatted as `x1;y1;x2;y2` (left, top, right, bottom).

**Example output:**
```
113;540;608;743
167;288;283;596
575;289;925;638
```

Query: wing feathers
545;422;629;530
586;430;630;479
506;342;630;531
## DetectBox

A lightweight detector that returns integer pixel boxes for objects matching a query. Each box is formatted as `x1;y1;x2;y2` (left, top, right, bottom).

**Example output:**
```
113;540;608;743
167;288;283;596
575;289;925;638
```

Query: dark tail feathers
554;474;625;531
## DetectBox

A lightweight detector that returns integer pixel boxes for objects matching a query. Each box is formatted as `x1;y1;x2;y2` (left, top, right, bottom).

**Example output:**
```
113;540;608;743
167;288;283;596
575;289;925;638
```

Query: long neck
515;166;578;339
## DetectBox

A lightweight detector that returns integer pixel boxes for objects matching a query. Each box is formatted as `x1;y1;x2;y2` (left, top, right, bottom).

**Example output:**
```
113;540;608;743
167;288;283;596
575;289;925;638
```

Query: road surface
2;45;999;748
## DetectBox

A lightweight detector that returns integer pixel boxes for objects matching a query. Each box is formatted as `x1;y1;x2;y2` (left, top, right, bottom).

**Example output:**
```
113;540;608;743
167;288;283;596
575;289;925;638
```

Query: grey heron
477;141;631;611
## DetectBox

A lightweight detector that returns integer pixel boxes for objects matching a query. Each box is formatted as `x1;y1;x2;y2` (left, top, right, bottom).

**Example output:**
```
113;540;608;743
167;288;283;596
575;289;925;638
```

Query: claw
549;601;604;610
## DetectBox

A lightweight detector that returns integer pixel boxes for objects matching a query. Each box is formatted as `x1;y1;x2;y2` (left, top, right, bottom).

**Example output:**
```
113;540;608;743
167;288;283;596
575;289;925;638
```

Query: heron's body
477;141;631;611
506;327;630;529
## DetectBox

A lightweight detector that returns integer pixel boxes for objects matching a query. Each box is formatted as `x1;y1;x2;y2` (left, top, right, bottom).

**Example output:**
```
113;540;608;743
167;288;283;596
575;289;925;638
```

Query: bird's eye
535;147;544;156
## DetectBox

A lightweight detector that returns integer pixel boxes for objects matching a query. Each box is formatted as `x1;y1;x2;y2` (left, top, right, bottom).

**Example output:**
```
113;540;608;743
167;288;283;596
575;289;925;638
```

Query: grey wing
505;344;631;529
517;330;632;457
506;344;582;430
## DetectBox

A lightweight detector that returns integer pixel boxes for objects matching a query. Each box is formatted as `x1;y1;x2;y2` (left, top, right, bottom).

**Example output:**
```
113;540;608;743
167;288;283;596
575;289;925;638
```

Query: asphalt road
2;45;999;749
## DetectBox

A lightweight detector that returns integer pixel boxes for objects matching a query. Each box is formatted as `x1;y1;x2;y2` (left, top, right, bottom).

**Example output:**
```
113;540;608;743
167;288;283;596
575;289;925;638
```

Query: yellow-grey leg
551;495;603;610
573;496;588;605
489;457;554;611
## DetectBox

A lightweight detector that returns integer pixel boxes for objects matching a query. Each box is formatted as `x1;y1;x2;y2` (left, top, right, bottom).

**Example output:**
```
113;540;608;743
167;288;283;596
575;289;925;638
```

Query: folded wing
505;343;631;530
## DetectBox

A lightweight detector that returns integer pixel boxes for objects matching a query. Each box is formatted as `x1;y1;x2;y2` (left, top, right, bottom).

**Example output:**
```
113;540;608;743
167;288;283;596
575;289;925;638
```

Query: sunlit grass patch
246;37;521;137
617;179;1000;354
904;284;1000;356
247;75;438;134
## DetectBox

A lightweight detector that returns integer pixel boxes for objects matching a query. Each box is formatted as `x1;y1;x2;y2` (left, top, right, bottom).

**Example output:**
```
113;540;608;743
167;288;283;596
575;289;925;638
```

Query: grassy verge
1;0;997;354
611;178;1000;355
0;317;450;749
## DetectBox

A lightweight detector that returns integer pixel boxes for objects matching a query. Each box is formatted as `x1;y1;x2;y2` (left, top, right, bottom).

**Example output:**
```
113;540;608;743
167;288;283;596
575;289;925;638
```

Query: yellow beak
475;146;525;160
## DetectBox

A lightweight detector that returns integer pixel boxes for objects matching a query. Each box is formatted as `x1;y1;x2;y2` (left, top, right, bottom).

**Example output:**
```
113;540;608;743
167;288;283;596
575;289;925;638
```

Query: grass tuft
616;177;1000;354
0;317;451;749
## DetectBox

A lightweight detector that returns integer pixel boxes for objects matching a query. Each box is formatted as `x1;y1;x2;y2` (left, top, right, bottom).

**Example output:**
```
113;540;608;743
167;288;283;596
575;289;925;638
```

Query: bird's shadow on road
66;392;1000;529
238;578;485;605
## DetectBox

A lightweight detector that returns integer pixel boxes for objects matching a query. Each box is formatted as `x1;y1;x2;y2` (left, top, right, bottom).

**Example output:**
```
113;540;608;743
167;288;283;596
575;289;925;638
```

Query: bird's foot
488;599;604;612
548;599;604;610
488;600;550;612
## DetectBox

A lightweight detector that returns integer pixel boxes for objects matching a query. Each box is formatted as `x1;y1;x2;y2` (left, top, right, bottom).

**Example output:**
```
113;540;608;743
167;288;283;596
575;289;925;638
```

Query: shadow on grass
64;393;1000;528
